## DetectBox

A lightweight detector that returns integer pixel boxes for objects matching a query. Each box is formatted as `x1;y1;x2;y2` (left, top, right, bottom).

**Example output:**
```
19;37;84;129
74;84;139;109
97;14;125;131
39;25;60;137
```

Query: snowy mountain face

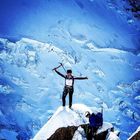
0;0;140;140
33;104;92;140
33;104;113;140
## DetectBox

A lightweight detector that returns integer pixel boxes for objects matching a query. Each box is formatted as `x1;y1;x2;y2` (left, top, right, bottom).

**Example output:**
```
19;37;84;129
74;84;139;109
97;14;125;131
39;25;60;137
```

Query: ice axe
52;63;63;71
60;62;67;73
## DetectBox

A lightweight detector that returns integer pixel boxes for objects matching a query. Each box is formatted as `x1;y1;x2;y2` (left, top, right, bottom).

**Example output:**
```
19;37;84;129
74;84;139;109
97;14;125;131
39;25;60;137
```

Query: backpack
95;112;103;127
89;112;103;128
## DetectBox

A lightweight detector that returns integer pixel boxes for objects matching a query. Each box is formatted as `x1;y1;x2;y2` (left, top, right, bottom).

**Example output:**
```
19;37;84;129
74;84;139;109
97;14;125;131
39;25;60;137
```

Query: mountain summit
33;104;115;140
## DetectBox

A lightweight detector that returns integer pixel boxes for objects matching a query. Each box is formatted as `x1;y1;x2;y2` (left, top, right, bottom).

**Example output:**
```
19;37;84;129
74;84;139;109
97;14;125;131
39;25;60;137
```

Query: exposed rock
128;126;140;140
47;126;78;140
48;124;111;140
127;0;140;19
81;124;109;140
129;131;140;140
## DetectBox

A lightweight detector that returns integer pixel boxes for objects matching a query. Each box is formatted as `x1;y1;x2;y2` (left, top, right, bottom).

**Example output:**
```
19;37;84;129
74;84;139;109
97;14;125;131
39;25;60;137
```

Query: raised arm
74;76;88;80
54;69;66;78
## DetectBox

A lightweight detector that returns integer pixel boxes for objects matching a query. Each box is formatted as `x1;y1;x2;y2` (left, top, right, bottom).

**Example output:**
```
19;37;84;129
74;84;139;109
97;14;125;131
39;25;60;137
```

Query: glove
52;68;57;71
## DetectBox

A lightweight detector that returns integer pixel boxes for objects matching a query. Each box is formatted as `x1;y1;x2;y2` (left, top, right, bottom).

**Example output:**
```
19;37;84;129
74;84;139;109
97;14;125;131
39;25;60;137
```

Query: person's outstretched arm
74;76;88;80
54;69;66;78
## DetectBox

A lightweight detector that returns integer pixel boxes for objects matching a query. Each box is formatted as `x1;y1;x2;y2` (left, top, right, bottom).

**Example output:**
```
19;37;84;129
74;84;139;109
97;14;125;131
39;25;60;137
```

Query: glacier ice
0;0;140;139
0;36;139;140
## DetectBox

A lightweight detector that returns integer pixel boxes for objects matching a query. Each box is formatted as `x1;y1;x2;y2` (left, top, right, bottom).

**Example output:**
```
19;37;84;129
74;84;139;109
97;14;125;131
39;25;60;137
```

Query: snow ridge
33;104;113;140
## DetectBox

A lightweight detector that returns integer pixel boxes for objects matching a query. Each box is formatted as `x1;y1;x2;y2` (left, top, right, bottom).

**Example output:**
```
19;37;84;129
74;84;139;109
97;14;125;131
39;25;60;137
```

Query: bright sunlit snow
106;133;120;140
33;104;112;140
72;126;87;140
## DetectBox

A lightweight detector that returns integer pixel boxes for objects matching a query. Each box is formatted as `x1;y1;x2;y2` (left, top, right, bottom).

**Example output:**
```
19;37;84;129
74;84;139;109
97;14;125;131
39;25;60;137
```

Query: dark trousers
87;126;98;140
62;86;74;108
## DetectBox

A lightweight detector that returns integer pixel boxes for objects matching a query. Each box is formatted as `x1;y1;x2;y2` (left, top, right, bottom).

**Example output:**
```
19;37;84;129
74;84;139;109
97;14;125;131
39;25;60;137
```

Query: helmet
67;69;72;73
85;111;90;117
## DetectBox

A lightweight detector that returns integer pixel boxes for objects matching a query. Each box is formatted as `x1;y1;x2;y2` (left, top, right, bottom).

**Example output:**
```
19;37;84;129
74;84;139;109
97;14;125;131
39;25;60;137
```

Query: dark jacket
55;69;87;87
89;113;103;128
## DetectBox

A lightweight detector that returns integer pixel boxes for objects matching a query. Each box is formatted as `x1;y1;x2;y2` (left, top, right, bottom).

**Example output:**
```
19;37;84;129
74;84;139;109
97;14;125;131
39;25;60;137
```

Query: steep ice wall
0;37;140;140
0;0;140;53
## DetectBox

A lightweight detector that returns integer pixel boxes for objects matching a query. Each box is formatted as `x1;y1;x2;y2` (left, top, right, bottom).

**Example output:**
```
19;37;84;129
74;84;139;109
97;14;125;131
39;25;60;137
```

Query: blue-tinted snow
0;0;140;53
0;0;140;140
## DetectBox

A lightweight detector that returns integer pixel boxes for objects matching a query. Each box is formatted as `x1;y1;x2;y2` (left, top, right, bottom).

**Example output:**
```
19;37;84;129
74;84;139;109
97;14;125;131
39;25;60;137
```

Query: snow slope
0;0;140;53
0;36;139;140
33;104;113;140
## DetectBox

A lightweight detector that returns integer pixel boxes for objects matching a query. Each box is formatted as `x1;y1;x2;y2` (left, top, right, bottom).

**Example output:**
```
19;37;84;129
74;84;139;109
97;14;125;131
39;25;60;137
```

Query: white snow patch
32;104;113;140
33;104;91;140
86;42;128;54
72;126;86;140
106;131;120;140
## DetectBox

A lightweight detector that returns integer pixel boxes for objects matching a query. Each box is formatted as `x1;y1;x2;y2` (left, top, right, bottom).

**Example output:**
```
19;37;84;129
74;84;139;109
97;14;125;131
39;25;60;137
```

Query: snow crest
33;104;91;140
33;104;112;140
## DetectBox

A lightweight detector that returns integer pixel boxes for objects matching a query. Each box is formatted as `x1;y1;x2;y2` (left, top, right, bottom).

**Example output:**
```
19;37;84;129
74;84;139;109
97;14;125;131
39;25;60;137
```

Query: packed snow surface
33;104;112;140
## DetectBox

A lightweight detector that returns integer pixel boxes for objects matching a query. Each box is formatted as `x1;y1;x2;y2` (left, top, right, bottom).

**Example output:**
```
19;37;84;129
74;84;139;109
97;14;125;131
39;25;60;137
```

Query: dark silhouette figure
85;111;103;140
53;66;88;108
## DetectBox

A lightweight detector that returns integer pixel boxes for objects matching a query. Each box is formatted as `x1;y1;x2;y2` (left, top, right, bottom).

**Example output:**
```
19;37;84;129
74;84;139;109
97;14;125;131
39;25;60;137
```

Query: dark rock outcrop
126;0;140;18
47;126;78;140
129;130;140;140
48;124;111;140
